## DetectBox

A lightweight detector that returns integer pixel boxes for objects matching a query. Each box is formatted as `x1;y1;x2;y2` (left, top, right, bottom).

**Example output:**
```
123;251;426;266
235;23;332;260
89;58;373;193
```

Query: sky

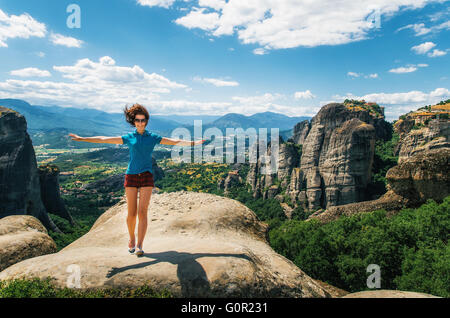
0;0;449;121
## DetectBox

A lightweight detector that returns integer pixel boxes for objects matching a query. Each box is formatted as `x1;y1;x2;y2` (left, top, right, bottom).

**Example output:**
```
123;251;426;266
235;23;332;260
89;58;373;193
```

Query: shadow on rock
106;250;252;297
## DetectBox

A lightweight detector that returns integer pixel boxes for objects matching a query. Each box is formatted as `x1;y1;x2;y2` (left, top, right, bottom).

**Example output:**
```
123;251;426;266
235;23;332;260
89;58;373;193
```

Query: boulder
0;215;57;271
0;191;338;298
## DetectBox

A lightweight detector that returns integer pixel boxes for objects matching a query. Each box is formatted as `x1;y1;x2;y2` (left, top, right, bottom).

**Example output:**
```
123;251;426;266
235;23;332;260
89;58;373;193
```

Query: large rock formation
309;147;450;223
246;102;390;212
0;106;59;232
0;191;339;298
394;117;450;163
309;105;450;223
246;135;300;200
39;164;75;226
0;215;57;271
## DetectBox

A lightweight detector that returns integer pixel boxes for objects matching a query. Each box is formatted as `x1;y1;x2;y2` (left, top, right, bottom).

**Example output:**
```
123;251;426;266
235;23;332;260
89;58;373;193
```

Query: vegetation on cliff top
343;99;384;118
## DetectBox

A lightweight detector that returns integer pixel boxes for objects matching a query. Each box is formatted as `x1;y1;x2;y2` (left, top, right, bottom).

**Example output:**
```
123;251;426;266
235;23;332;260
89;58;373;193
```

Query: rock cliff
39;164;75;226
0;106;59;232
0;191;340;298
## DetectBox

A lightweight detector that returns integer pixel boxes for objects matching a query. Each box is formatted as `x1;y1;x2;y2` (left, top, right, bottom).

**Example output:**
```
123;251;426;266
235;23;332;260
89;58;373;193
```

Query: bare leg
125;187;138;249
137;186;153;250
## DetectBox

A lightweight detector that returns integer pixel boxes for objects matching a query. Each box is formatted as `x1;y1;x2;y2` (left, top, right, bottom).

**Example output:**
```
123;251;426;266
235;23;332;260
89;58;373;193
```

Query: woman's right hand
68;133;82;141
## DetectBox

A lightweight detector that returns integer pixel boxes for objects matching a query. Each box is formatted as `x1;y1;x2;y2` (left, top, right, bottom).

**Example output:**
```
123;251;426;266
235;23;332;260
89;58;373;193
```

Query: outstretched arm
160;137;206;146
68;133;123;144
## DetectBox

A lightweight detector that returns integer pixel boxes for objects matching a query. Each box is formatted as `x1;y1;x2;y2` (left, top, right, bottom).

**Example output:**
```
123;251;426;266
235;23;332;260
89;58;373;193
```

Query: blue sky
0;0;449;121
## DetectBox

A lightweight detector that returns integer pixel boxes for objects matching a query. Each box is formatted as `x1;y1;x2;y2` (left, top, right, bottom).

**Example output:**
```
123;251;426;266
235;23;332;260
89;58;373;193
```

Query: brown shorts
124;171;155;188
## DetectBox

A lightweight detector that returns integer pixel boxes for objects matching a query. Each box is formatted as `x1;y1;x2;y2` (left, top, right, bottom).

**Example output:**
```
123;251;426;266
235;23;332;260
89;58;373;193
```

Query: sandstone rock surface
0;191;337;298
0;215;57;271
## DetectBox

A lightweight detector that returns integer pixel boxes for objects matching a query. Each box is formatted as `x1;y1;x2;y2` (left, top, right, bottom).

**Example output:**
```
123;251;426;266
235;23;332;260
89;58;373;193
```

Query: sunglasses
134;118;147;123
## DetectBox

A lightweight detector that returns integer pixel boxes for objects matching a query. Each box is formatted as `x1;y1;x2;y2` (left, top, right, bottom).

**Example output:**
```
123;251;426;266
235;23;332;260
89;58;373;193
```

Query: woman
69;103;205;257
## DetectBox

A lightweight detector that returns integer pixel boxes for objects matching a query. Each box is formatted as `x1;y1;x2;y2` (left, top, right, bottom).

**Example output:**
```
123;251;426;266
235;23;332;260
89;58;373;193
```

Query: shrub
0;277;173;298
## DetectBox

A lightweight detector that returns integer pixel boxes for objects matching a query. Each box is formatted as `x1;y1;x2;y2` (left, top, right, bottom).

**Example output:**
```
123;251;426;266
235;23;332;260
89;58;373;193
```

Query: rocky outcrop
39;164;74;225
385;147;450;204
342;290;440;298
0;106;59;232
217;170;243;194
291;120;310;145
245;103;391;213
0;191;339;298
246;136;300;200
309;147;450;223
0;215;57;271
394;117;450;163
294;103;389;211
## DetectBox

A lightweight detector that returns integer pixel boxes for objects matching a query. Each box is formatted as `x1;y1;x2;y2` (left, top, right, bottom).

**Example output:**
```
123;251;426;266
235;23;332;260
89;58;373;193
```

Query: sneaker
136;248;144;257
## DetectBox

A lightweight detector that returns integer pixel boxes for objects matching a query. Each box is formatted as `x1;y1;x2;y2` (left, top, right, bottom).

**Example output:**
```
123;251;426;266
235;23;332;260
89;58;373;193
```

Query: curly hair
123;103;150;127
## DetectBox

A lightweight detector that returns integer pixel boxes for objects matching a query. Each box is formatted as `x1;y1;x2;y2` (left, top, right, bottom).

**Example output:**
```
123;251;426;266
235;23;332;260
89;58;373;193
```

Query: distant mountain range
0;98;311;147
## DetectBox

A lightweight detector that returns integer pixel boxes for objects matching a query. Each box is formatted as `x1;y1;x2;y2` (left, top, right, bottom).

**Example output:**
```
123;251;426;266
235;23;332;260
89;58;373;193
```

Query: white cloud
232;93;283;105
294;90;315;99
194;76;239;87
411;41;436;54
397;23;432;36
348;72;360;78
230;92;317;116
428;48;447;57
10;67;51;77
137;0;176;9
0;56;188;112
397;19;450;36
389;63;428;73
348;71;379;79
175;7;220;31
50;33;83;48
0;9;47;47
389;66;417;73
169;0;443;51
253;48;267;55
199;0;226;10
332;88;450;120
36;51;45;58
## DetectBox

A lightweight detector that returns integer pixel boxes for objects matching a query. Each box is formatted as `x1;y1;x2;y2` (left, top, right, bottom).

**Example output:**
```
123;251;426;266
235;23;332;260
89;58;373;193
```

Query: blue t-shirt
121;129;163;175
